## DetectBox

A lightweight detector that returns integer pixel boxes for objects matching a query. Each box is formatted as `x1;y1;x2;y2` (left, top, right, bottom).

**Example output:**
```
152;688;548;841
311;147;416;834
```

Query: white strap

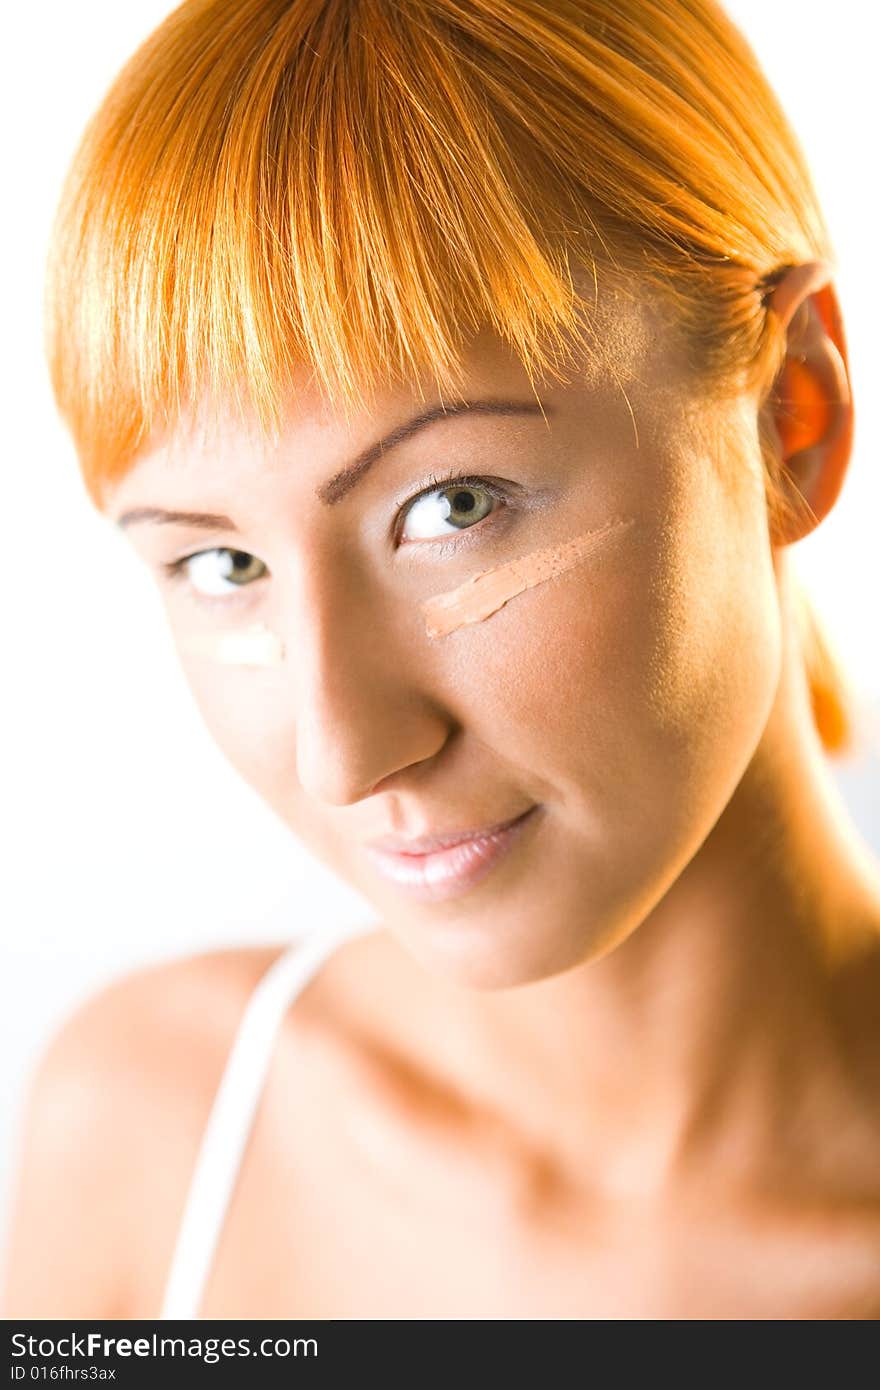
158;926;354;1319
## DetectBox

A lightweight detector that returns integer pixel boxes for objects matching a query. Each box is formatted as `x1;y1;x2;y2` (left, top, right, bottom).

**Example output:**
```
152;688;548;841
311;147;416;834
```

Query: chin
387;897;631;992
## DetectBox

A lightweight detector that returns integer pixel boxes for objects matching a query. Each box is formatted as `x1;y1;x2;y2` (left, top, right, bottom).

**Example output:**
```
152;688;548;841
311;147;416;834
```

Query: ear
760;261;854;545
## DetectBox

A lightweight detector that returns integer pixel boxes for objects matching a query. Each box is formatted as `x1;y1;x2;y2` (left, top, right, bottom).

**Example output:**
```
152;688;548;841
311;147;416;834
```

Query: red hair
44;0;856;753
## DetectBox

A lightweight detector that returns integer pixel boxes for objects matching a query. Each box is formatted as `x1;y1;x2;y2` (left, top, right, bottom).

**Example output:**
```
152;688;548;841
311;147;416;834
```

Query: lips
362;805;540;903
367;808;534;856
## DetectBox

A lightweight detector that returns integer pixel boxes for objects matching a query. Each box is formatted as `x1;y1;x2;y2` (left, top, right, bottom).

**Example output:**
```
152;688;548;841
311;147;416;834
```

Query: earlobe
761;266;854;546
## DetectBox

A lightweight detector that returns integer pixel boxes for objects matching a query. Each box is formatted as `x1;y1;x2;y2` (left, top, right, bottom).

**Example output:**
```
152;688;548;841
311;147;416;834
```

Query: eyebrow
114;397;551;530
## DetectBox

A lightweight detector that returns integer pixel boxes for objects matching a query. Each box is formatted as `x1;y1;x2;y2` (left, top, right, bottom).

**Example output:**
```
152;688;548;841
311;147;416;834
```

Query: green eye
164;548;267;597
400;477;502;542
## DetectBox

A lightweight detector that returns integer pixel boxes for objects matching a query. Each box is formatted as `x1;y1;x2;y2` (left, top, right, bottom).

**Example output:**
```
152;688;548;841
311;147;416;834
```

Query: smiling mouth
362;805;542;903
366;806;537;855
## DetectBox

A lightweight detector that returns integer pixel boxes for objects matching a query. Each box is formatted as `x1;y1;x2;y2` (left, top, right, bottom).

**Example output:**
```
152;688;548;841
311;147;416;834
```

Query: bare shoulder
0;940;295;1319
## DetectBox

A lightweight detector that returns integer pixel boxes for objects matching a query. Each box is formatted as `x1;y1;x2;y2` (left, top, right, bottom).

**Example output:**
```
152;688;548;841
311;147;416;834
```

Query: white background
1;1;878;1254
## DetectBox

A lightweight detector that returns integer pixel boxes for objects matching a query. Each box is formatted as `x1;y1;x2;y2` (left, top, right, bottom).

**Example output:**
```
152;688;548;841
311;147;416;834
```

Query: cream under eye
162;548;267;598
397;473;509;544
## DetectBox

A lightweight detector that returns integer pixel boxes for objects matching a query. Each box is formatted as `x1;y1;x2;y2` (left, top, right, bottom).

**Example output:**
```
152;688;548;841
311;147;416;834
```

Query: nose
289;560;451;806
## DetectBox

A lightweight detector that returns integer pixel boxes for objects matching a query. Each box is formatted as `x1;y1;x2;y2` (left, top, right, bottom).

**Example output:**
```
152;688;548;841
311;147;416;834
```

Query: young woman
4;0;879;1318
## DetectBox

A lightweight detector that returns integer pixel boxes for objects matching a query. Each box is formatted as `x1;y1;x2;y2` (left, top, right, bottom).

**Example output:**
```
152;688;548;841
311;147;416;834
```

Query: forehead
107;282;698;514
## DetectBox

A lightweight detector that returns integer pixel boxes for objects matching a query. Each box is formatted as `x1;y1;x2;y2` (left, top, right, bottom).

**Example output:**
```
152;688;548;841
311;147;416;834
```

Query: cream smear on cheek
173;518;634;657
177;622;286;666
421;517;636;638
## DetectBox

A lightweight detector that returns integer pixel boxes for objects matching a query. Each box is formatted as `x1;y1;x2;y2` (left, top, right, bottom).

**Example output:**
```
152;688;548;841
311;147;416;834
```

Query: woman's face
110;285;783;988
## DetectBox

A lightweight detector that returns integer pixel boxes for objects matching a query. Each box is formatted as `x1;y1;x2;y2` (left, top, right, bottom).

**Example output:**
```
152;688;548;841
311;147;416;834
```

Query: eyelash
161;470;510;597
392;469;510;549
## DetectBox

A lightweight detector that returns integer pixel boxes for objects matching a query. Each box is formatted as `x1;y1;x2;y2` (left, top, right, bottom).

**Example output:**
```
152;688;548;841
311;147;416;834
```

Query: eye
162;548;267;598
399;475;504;543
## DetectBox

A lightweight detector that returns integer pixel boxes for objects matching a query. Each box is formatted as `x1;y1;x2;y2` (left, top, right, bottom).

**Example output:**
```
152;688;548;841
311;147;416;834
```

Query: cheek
439;498;781;865
173;653;345;868
175;654;296;806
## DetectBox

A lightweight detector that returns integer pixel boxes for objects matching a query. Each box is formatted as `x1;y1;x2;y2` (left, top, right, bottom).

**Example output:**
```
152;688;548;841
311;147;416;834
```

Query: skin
420;516;637;637
3;262;880;1318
